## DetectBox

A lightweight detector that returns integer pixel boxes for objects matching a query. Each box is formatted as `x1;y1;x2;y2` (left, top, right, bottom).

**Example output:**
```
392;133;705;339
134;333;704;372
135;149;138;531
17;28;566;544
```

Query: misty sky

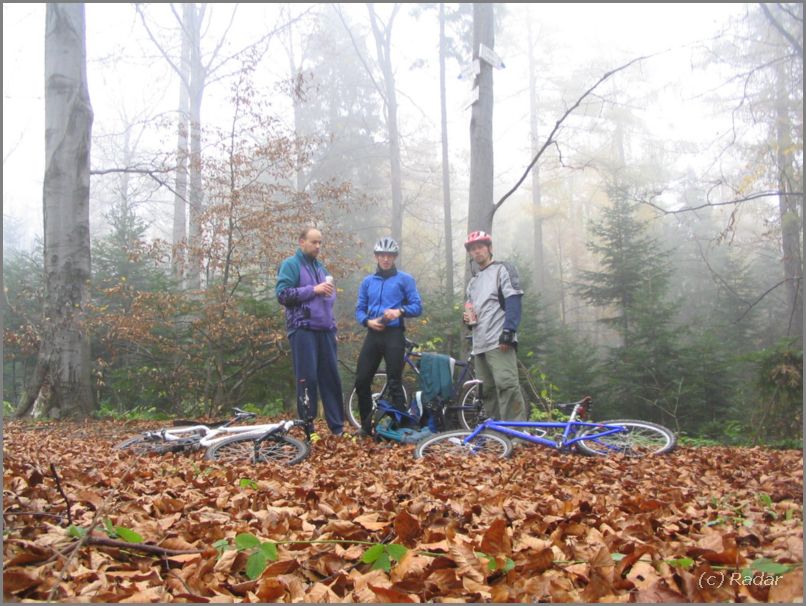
3;3;747;252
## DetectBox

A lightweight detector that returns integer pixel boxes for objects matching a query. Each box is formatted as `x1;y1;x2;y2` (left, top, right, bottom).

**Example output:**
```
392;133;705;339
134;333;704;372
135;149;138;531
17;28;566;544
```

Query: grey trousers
474;347;526;421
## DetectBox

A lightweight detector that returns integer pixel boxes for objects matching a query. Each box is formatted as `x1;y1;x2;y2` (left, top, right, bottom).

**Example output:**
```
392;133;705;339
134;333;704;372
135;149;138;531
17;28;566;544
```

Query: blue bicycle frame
463;418;627;452
457;397;627;452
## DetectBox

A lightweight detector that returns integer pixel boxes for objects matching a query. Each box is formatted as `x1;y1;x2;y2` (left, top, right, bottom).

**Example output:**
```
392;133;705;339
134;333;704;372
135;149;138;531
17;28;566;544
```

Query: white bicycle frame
140;419;298;449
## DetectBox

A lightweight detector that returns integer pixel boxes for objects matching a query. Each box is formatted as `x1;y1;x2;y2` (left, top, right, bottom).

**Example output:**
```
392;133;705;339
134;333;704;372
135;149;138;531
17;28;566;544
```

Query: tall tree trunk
775;61;803;347
137;3;211;288
467;3;495;236
171;3;191;282
186;4;205;289
368;4;403;248
527;15;545;295
284;16;306;194
465;3;495;294
17;3;94;419
438;4;455;305
119;127;131;215
556;227;566;324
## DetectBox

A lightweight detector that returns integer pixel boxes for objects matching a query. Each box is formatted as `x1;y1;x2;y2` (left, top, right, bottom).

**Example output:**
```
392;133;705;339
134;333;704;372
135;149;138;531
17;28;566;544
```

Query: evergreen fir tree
577;188;670;348
577;188;685;425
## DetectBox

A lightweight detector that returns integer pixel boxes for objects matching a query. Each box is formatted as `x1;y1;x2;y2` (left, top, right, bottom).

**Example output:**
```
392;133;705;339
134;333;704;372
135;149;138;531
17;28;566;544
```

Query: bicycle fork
298;379;315;440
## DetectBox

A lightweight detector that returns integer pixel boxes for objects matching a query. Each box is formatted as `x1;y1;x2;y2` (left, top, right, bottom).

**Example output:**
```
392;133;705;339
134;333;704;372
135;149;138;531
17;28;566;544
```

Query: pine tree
577;188;685;425
577;189;670;349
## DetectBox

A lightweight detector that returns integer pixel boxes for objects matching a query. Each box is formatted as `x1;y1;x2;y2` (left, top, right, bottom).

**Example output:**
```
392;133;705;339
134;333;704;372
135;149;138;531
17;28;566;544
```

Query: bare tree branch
333;4;386;103
91;166;188;204
760;2;803;55
736;279;788;322
81;536;205;557
639;190;803;215
90;166;175;176
49;464;73;526
494;53;654;214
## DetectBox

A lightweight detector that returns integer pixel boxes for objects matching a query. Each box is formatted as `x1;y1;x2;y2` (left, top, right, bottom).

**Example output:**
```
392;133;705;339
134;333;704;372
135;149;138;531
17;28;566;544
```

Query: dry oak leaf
354;512;389;531
390;550;430;583
394;509;422;546
448;538;486;583
480;518;511;557
212;548;240;574
462;575;492;601
634;578;687;603
3;569;41;595
768;570;805;603
255;577;286;602
369;583;420;603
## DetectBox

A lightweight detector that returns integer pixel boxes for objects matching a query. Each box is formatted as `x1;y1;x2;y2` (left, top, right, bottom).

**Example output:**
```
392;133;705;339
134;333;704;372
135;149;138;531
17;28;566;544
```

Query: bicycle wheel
575;419;676;457
114;434;191;455
346;372;409;429
458;384;486;430
204;433;310;465
413;429;513;460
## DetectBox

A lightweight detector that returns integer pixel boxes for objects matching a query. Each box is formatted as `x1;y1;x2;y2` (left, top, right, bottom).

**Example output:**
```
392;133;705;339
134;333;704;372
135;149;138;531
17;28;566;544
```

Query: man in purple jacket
276;227;344;435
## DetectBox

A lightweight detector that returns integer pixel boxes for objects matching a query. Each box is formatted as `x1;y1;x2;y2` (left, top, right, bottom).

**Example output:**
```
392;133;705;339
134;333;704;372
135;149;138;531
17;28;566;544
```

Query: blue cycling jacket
355;267;422;328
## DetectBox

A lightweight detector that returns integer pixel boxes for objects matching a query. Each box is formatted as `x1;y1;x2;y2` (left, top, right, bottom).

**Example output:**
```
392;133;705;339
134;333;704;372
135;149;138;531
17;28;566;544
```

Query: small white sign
458;59;480;80
462;86;479;110
478;43;505;69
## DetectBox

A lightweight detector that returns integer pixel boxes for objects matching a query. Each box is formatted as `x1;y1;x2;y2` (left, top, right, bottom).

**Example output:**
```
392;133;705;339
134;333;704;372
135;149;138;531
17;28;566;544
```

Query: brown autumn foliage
3;419;803;603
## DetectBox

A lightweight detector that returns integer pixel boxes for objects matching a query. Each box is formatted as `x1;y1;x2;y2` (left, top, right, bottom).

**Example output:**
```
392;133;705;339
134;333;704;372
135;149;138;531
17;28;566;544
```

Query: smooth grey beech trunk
17;3;94;418
775;60;803;347
368;4;404;249
438;4;455;305
467;3;495;237
527;14;545;295
171;3;192;281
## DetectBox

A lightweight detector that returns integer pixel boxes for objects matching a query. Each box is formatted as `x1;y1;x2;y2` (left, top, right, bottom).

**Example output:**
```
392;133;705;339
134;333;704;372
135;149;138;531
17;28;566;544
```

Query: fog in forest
3;3;802;444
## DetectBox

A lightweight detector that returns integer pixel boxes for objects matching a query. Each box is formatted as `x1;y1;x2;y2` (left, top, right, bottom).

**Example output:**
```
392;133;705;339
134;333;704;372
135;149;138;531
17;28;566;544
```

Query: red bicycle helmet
464;230;492;250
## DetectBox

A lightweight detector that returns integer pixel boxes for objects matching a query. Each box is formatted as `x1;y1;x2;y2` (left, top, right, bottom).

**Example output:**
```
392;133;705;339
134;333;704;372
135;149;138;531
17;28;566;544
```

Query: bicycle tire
114;434;197;455
458;383;486;430
413;429;513;460
346;372;409;430
575;419;677;457
204;433;310;465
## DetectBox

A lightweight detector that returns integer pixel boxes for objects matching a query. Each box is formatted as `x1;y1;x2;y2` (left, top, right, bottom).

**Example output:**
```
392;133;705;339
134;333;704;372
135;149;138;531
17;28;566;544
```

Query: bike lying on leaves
413;396;677;459
115;389;317;466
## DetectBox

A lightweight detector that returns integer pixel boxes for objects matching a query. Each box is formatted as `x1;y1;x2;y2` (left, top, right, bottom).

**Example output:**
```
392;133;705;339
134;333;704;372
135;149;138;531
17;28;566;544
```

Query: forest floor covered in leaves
2;418;803;603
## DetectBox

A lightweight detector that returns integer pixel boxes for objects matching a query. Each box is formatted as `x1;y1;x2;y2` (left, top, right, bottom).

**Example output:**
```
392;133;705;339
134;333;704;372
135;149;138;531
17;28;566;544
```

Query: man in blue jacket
354;237;423;436
276;227;344;435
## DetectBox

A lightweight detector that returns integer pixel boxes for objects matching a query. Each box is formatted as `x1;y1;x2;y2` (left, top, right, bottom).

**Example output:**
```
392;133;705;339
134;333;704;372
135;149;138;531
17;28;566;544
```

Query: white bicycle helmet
374;236;400;255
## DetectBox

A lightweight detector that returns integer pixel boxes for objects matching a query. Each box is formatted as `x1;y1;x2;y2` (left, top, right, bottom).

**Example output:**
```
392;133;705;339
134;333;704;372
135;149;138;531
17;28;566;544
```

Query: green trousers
474;347;526;421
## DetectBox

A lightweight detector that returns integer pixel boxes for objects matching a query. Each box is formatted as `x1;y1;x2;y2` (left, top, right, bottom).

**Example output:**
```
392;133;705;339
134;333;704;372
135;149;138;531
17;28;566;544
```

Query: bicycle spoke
414;430;512;459
206;434;310;465
578;420;675;456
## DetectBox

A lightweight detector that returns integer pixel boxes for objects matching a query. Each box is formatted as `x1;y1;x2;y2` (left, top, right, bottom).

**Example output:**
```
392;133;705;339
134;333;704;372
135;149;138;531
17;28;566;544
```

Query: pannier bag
372;398;435;444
